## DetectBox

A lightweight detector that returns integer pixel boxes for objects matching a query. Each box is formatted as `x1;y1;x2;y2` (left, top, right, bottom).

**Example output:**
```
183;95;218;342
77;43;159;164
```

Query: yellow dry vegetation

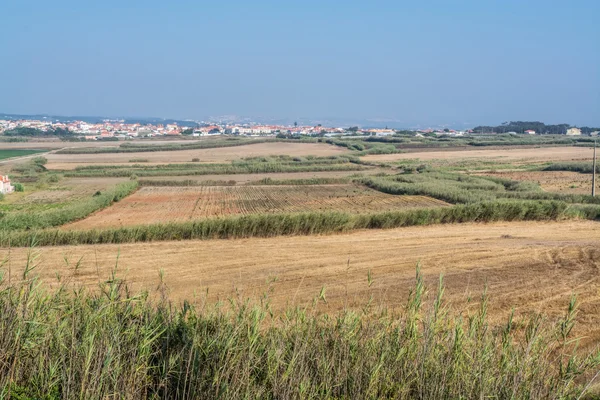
2;220;599;347
65;184;449;229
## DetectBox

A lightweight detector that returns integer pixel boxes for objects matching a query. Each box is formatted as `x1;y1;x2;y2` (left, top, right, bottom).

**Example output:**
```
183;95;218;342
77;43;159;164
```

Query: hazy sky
1;0;599;127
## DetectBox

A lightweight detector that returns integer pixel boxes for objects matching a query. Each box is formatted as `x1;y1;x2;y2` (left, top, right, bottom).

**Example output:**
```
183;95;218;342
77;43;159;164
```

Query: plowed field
65;185;449;229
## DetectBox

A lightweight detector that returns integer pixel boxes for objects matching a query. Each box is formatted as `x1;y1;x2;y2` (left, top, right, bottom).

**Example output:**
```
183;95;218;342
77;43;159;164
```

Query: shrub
47;174;61;183
32;156;48;166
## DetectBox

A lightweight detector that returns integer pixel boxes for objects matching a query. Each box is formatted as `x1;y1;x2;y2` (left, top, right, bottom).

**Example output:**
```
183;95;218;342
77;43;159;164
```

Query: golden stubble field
362;146;594;163
45;142;350;169
479;170;594;194
65;184;449;229
2;220;599;346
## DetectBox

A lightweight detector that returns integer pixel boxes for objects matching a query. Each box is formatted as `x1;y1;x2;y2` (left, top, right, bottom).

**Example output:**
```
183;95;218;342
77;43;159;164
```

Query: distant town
0;118;460;139
0;116;598;140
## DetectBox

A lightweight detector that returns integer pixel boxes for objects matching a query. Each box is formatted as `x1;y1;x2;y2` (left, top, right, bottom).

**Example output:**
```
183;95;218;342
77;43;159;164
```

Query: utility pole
593;140;597;197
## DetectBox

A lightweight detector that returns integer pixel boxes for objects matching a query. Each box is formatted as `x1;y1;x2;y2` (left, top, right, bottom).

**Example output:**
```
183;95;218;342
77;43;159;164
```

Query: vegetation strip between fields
0;200;570;247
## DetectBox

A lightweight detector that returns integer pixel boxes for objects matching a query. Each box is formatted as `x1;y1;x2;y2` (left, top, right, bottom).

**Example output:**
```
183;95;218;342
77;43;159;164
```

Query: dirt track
2;220;599;344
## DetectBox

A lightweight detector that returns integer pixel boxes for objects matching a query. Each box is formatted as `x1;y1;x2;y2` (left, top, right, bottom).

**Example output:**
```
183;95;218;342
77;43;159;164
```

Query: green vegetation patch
0;181;138;231
60;155;366;178
361;171;600;205
543;162;600;174
0;149;46;161
0;200;568;246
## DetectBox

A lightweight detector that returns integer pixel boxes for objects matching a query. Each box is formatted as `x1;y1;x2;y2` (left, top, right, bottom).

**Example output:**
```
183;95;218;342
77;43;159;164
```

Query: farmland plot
66;184;449;229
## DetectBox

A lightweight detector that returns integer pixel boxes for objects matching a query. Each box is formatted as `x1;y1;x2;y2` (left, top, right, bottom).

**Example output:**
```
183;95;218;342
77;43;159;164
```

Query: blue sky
1;0;599;127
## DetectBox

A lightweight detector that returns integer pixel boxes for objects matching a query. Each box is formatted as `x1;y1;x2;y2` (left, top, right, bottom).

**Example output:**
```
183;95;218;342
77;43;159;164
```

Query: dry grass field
362;146;594;163
65;184;448;229
478;170;594;194
0;177;127;210
3;220;599;345
45;142;349;169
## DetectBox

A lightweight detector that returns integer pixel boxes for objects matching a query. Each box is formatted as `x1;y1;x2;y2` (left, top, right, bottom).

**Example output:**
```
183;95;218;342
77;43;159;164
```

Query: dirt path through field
2;220;599;345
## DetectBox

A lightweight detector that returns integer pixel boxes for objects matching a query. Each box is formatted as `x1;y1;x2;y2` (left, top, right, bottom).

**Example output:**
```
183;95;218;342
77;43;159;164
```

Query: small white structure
566;127;582;136
0;175;14;194
524;130;536;135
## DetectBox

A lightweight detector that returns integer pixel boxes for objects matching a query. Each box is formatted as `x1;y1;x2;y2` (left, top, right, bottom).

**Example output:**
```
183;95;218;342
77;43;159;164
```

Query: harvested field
362;146;594;163
478;170;594;194
3;220;599;347
46;142;349;169
65;184;448;229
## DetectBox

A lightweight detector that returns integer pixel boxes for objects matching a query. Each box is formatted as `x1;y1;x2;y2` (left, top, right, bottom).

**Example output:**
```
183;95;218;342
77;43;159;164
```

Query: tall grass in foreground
0;181;138;230
1;261;598;399
0;200;568;246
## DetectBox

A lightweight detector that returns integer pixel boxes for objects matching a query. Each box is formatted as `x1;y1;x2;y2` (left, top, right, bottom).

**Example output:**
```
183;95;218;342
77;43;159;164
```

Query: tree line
2;127;73;136
472;121;600;135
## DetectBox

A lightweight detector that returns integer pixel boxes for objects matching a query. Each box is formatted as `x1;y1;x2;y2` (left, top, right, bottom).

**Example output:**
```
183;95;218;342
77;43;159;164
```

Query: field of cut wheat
65;184;448;229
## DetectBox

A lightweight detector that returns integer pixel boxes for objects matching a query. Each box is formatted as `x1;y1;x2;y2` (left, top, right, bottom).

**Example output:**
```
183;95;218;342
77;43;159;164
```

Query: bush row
543;162;600;174
0;200;568;247
63;163;365;178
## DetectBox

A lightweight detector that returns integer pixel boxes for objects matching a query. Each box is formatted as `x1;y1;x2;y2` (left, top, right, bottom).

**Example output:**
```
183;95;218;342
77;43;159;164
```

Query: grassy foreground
1;263;598;399
0;200;569;247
